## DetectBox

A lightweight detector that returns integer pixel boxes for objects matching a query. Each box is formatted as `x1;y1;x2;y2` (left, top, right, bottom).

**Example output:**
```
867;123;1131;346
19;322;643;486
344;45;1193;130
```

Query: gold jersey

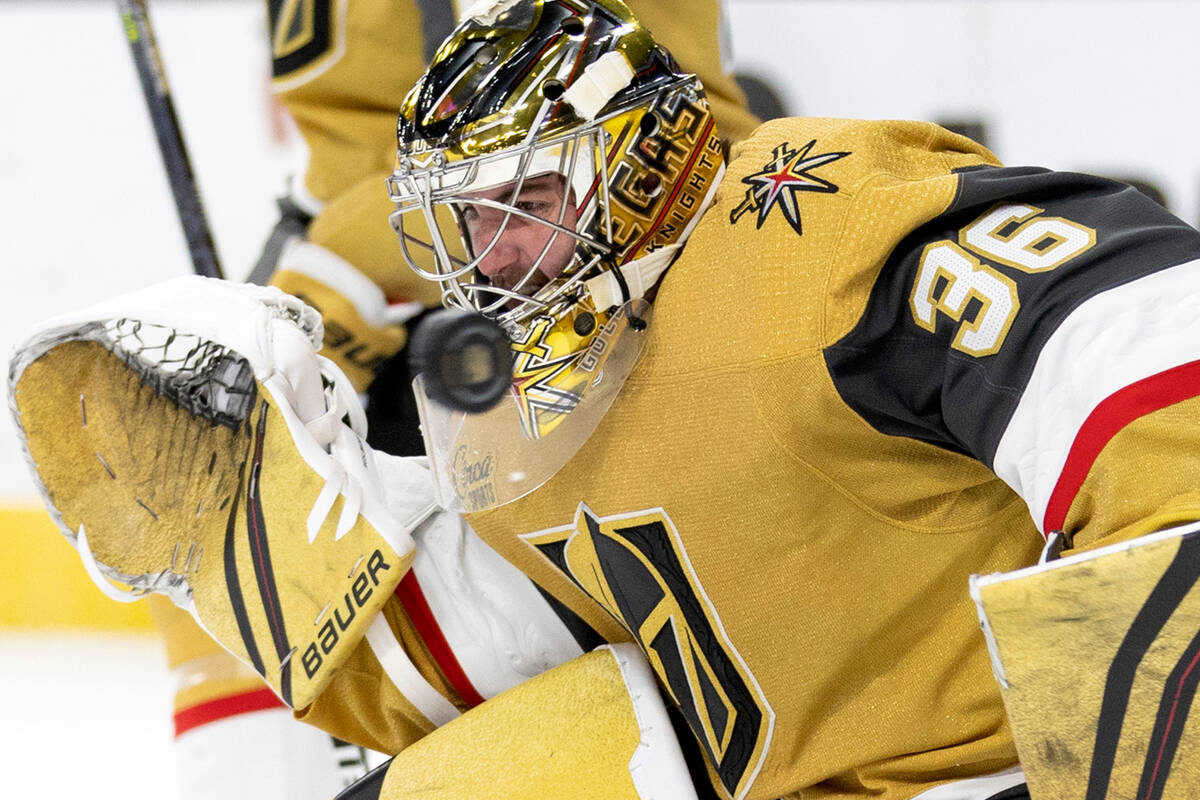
303;117;1200;799
469;117;1036;800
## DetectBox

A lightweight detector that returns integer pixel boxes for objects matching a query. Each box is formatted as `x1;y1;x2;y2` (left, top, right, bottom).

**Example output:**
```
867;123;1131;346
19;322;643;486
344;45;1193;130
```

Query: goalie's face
459;173;579;302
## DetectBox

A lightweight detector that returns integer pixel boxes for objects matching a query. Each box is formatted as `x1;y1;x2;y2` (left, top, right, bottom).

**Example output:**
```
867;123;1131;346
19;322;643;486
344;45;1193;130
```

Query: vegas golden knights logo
522;504;773;800
268;0;342;81
730;140;849;235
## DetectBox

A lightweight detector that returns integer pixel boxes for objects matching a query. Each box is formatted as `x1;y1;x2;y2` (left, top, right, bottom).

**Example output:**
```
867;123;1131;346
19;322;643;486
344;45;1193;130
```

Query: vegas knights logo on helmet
387;0;724;445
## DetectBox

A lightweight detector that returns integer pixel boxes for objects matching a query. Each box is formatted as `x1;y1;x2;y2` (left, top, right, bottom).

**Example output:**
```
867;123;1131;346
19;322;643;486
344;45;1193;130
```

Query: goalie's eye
515;199;554;217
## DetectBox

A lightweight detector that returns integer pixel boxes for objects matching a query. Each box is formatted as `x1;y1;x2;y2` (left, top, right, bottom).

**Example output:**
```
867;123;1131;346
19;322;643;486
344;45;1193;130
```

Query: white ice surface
0;633;179;799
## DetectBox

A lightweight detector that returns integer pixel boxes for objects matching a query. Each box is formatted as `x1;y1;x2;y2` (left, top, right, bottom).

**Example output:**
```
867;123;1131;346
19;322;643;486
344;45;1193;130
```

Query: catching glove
8;276;434;708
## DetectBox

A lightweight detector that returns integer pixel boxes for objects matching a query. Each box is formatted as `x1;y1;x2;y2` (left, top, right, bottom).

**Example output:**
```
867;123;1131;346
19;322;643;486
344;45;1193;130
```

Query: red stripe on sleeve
173;687;285;738
1043;359;1200;532
394;572;486;709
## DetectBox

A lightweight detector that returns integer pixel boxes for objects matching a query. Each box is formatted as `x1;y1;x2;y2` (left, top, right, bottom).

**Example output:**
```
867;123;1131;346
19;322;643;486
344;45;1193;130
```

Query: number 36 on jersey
909;202;1097;356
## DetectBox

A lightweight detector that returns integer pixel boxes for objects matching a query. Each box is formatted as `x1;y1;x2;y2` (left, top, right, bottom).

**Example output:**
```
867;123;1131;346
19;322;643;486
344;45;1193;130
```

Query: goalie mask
388;0;724;511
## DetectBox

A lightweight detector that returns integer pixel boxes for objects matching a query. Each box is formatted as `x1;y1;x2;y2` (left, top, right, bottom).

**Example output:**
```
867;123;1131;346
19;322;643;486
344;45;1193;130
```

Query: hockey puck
408;309;513;413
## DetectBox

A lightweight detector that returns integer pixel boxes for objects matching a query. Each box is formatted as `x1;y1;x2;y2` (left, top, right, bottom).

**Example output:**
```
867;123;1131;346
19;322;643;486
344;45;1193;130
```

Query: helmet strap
561;51;635;121
584;243;681;311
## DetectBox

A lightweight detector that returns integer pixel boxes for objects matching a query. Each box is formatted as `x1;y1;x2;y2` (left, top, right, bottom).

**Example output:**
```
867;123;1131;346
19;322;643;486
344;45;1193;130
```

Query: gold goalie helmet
388;0;724;511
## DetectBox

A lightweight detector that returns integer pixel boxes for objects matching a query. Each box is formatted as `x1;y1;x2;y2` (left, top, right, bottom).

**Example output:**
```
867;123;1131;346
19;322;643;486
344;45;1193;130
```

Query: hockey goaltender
11;1;1200;798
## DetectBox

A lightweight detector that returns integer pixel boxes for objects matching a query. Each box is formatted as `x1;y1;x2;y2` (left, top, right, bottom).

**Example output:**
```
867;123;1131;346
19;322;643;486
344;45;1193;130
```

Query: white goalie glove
7;276;437;709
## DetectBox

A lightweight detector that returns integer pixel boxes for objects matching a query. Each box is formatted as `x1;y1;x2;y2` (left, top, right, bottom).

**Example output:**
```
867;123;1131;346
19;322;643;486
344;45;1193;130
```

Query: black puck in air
408;310;513;413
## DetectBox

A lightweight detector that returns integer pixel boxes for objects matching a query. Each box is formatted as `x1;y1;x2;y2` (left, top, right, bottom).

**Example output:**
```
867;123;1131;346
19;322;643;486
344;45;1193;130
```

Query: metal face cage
388;126;617;332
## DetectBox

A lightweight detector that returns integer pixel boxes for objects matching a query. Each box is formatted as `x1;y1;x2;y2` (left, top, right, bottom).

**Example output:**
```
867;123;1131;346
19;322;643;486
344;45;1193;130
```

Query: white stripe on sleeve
992;257;1200;532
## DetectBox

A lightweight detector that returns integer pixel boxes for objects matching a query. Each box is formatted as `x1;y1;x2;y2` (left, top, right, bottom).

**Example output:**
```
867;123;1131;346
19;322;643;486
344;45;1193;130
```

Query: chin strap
583;244;681;311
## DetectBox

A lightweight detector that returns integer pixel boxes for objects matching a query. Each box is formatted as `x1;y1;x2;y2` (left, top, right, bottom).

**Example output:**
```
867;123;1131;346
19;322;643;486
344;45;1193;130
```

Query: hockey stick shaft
117;0;224;279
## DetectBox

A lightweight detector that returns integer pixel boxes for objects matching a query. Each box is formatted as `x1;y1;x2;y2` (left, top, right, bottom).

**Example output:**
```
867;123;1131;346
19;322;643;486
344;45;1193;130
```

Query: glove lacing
303;354;381;544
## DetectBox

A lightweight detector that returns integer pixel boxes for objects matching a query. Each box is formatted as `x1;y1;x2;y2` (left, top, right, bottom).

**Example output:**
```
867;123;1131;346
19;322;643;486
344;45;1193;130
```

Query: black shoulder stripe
824;165;1200;466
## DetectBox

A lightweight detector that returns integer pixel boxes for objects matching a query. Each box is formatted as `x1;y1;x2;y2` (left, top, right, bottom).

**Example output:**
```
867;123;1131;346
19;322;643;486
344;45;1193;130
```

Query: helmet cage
389;110;625;331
